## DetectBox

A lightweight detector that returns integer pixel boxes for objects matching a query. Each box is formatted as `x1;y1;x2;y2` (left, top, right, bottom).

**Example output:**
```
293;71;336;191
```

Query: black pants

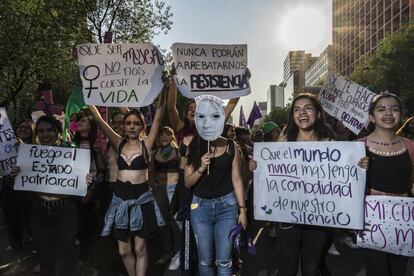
152;181;181;253
365;249;408;276
277;224;333;276
31;199;79;276
0;177;33;257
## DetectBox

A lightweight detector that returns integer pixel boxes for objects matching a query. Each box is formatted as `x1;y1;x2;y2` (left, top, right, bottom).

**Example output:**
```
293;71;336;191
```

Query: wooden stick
207;140;210;175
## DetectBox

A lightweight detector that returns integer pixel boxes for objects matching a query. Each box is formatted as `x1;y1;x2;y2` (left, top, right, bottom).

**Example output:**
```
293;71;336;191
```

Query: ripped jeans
190;192;238;276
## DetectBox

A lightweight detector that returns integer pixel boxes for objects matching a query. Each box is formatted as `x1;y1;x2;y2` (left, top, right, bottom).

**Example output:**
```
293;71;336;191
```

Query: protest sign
14;144;90;196
0;108;17;176
172;43;250;99
318;73;376;135
77;43;164;107
253;141;366;229
357;196;414;257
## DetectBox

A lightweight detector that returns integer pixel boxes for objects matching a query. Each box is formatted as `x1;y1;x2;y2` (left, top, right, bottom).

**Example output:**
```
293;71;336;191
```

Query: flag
239;105;247;128
63;86;86;140
247;101;262;128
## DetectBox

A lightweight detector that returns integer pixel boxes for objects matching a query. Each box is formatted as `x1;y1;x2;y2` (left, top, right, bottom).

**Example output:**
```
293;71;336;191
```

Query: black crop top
153;149;180;173
193;141;235;199
117;139;149;170
366;150;412;194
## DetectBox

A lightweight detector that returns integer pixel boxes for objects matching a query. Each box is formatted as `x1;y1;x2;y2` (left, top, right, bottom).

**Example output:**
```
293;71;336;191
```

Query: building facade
258;101;267;116
305;45;333;86
267;85;285;113
283;51;317;96
333;0;413;76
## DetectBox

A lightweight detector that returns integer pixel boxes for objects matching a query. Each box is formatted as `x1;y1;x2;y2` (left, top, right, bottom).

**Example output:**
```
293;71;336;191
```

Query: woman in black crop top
151;126;182;269
184;131;247;276
360;92;414;276
88;88;166;276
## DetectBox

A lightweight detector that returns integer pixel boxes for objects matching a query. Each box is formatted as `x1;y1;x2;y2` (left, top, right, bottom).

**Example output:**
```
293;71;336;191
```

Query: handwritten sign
172;43;250;99
14;144;90;196
253;142;366;229
0;108;18;176
318;73;376;135
357;196;414;257
77;43;164;107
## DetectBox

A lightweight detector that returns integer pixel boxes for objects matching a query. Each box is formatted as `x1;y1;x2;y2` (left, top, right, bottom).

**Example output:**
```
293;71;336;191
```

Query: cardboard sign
77;43;164;107
172;43;250;99
357;196;414;257
0;108;18;176
254;142;366;229
318;73;376;134
14;144;90;196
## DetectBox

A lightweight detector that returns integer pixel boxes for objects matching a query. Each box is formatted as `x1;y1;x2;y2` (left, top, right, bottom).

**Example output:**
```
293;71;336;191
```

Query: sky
154;0;332;123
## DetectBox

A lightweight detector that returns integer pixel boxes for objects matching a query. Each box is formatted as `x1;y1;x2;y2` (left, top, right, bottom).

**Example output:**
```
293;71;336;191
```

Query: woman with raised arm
360;92;414;276
89;88;166;276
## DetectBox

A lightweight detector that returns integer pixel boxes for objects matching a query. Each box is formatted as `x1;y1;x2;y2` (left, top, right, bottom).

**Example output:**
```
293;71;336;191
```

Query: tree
85;0;172;43
264;106;289;127
351;24;414;115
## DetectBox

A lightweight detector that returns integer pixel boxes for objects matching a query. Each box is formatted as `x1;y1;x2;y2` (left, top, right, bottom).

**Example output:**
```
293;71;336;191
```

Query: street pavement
1;211;413;275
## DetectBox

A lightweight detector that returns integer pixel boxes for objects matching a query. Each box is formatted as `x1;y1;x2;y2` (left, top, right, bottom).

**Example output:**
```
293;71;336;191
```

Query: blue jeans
190;192;238;276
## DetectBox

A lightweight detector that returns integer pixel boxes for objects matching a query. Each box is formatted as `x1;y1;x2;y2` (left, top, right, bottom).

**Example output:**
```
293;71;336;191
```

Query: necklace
369;147;406;156
368;139;401;146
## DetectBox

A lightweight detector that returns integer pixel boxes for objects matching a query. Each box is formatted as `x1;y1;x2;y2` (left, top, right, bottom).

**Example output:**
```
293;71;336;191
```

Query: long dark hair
183;100;196;127
123;109;146;139
73;112;98;159
186;132;209;170
286;93;335;141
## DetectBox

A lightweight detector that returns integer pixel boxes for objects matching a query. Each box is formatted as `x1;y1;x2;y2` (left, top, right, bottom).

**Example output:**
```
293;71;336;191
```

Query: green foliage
86;0;172;43
351;24;414;115
264;106;289;127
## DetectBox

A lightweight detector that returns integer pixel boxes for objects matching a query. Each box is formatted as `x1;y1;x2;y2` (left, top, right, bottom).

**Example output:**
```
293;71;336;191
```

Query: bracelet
238;205;247;209
197;168;205;174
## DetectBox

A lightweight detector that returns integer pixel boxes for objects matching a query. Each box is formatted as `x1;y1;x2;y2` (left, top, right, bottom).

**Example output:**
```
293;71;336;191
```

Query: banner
357;196;414;257
14;144;90;196
318;73;376;134
172;43;250;99
254;141;366;229
77;43;165;107
0;108;18;176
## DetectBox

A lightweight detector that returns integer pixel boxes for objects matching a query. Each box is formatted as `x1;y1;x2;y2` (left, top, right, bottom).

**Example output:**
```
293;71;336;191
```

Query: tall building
305;45;333;86
283;51;317;97
333;0;413;76
258;101;267;116
267;85;285;113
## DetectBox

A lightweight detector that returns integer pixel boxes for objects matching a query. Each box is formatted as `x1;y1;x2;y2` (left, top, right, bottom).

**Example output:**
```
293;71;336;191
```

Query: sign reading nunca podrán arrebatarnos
77;43;165;107
253;141;366;230
172;43;250;99
14;144;90;196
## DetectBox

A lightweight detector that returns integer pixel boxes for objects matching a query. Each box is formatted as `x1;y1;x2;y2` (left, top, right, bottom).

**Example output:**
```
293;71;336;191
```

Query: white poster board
172;43;250;99
14;144;90;196
77;43;164;107
318;73;376;134
357;196;414;257
254;142;366;229
0;108;18;176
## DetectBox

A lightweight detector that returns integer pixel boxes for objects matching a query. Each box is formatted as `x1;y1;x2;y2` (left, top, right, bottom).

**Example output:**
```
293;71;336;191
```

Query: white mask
195;95;225;141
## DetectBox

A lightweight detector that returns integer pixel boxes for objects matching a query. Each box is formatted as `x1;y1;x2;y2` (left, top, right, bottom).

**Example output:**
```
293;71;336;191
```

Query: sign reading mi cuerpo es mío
172;43;251;99
14;144;90;196
318;73;376;135
77;43;165;107
357;196;414;257
0;108;17;176
254;142;366;230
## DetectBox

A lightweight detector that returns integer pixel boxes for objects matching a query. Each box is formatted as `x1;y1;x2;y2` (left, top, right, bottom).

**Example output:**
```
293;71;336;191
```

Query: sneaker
341;235;358;249
32;263;41;273
168;252;180;270
328;244;340;256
